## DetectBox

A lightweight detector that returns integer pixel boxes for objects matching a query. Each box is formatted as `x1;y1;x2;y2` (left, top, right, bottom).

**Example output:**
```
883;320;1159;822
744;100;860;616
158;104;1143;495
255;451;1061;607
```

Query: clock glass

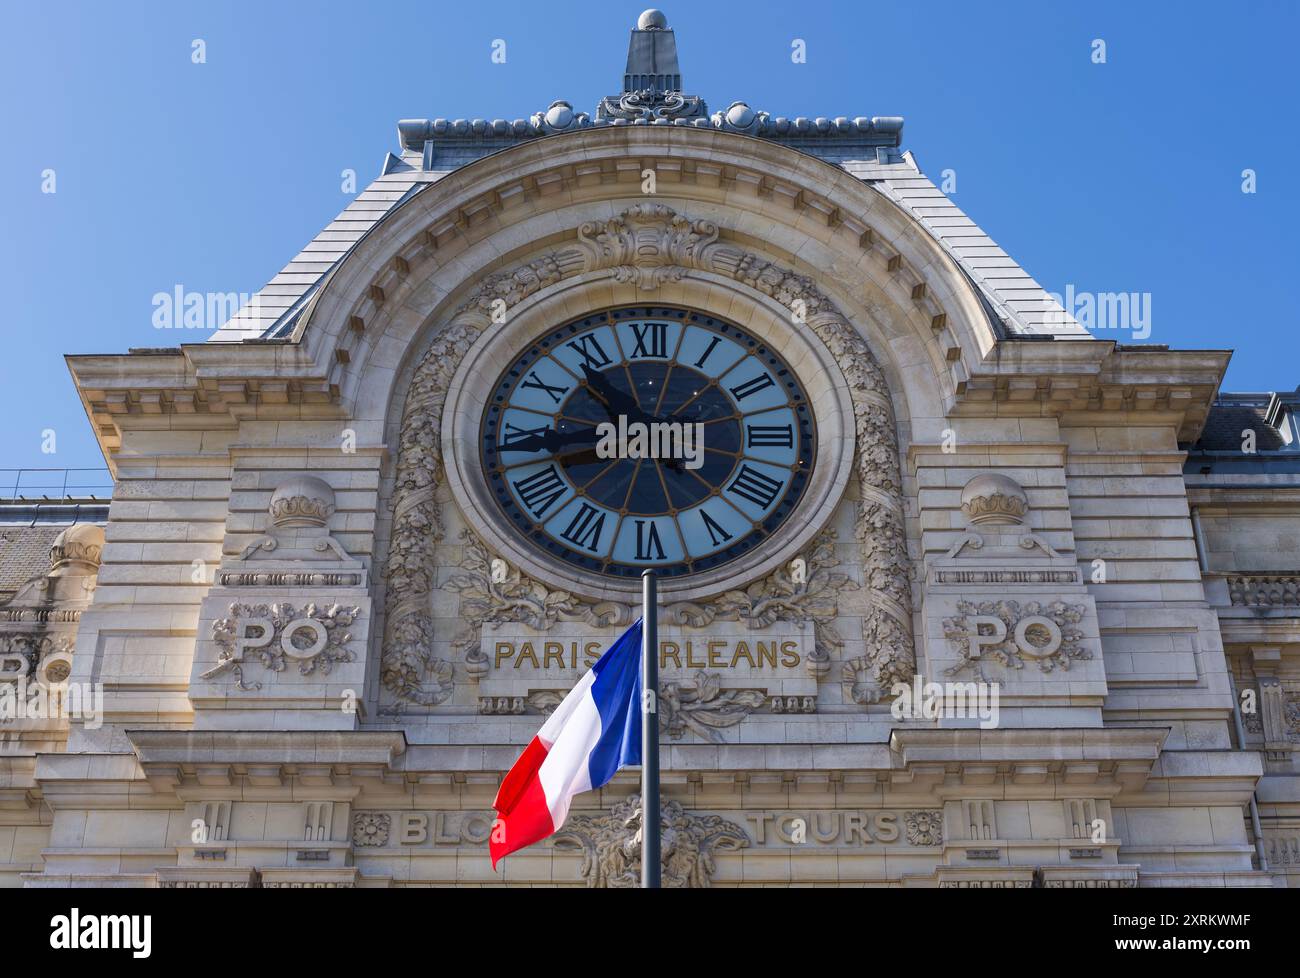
480;306;816;580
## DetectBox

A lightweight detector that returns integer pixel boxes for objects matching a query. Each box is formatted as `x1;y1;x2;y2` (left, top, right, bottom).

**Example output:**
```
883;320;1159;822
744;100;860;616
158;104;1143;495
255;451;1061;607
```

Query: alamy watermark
152;286;263;330
1044;284;1152;339
0;677;103;728
595;415;705;470
890;676;1000;729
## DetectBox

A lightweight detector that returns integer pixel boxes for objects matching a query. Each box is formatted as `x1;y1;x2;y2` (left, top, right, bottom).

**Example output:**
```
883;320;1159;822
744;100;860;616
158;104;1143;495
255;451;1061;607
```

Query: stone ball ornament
637;8;668;30
960;473;1029;526
49;523;105;570
544;100;573;129
268;476;337;528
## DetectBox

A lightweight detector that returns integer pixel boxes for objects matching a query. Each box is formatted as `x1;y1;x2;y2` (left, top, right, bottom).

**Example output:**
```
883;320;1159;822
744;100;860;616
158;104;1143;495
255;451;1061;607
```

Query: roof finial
596;9;706;122
637;9;668;30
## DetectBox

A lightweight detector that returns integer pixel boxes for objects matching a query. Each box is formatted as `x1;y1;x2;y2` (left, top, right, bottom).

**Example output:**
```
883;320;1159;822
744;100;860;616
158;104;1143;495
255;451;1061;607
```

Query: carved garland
380;204;915;705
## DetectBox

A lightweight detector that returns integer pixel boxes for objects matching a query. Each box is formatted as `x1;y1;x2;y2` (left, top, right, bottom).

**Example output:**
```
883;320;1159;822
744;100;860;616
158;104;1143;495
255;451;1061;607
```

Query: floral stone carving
904;810;944;847
352;813;391;847
381;257;564;706
660;672;767;743
662;528;851;680
205;602;362;691
552;795;749;888
445;530;632;678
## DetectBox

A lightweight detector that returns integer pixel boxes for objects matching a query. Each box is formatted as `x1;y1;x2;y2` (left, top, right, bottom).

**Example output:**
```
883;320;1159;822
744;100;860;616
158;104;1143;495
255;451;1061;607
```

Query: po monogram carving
205;602;361;691
943;600;1089;679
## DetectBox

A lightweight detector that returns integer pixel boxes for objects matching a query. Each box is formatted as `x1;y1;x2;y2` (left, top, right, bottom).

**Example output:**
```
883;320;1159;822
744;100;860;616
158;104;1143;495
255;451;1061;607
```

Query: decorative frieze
1229;575;1300;607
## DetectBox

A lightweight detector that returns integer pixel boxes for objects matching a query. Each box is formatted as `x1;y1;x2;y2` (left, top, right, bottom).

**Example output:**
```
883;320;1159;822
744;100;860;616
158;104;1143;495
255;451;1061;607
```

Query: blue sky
1;0;1296;473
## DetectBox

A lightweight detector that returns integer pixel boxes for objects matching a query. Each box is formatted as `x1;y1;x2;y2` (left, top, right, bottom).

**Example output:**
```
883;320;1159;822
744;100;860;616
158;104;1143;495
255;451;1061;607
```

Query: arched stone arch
379;204;914;707
293;128;1000;437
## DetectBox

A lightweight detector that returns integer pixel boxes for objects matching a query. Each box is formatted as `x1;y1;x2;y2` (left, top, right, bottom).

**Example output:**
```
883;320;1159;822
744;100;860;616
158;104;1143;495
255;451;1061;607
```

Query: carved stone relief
552;795;749;888
942;600;1089;680
204;602;362;691
661;528;850;680
447;530;632;680
903;809;944;847
380;204;914;706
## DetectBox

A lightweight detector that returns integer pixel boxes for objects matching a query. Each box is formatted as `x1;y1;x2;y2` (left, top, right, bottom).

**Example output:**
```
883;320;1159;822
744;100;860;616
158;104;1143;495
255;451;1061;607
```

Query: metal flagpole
641;569;661;888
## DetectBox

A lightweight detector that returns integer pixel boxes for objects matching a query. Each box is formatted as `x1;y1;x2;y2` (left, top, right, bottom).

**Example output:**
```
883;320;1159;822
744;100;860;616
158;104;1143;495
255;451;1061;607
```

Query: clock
480;306;816;580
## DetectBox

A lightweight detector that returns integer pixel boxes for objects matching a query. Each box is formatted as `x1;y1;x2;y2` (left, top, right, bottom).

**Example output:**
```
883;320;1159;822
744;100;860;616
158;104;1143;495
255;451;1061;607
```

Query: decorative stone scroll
381;204;914;705
478;671;769;743
660;672;767;742
552;795;749;888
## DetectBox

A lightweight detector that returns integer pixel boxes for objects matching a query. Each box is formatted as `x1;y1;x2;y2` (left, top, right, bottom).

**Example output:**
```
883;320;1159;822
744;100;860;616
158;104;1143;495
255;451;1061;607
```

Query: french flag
490;619;644;868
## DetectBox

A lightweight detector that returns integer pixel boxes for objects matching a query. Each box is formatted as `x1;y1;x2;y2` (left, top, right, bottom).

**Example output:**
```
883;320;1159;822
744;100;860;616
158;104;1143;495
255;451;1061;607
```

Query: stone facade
2;11;1297;888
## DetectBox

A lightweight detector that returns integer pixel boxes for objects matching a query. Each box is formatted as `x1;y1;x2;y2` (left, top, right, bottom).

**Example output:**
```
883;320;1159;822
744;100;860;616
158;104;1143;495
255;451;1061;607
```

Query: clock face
480;306;816;581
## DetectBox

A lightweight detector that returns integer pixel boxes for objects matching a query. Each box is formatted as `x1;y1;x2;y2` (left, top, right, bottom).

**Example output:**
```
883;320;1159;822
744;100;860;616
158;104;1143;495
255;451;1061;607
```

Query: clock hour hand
580;363;643;421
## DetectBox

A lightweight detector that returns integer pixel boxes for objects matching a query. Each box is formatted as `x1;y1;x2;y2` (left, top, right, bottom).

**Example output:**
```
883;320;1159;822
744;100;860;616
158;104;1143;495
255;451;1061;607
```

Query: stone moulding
380;204;914;706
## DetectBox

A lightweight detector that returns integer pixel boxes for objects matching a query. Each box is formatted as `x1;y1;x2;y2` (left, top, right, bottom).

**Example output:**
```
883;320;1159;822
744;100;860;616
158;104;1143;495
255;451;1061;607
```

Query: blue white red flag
490;619;644;867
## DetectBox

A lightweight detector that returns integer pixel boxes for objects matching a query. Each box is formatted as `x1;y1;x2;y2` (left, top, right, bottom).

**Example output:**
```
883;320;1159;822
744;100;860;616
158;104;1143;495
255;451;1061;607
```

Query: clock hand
580;364;643;421
501;425;599;455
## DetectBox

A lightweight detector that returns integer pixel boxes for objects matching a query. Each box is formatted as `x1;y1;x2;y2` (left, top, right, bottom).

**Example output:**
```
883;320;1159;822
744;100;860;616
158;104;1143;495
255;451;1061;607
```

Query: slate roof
207;11;1088;344
1190;395;1295;453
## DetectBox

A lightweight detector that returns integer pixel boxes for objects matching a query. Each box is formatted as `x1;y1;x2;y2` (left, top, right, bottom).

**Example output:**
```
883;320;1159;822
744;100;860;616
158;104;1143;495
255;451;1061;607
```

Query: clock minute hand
502;426;599;454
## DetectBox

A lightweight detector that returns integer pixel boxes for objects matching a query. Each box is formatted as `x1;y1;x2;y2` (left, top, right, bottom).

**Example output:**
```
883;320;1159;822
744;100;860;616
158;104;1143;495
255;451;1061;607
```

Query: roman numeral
700;510;733;547
693;336;721;369
560;504;607;553
727;465;784;510
746;424;793;448
629;322;669;359
635;520;667;561
503;422;548;446
513;466;567;518
519;371;568;404
728;372;775;401
564;334;612;369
